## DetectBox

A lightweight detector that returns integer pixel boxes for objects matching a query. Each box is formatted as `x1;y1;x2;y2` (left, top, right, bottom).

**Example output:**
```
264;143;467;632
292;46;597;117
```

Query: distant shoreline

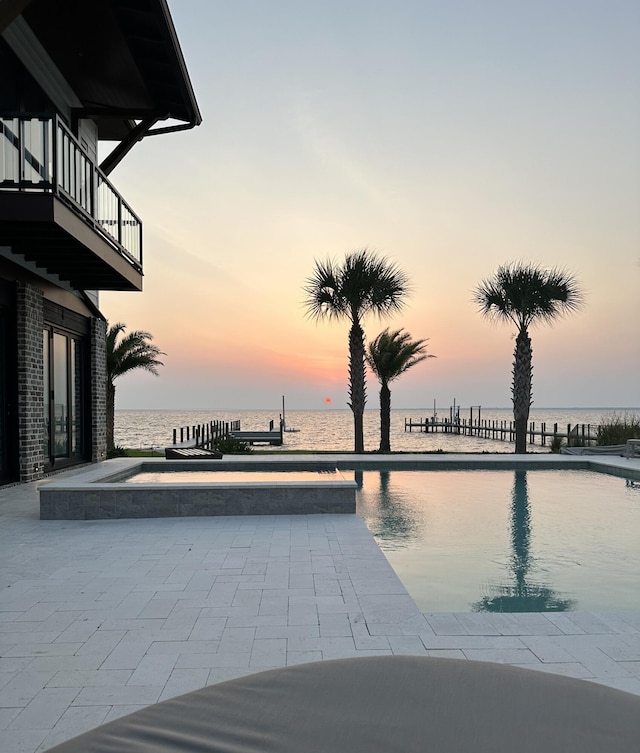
116;406;640;413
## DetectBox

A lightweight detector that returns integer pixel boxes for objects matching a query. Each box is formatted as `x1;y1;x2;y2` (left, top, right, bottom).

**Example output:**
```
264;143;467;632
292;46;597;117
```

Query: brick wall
15;283;106;480
90;317;107;462
16;281;45;482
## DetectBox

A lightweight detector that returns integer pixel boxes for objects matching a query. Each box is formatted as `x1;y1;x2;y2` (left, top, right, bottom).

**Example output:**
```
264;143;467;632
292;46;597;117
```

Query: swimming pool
357;469;640;613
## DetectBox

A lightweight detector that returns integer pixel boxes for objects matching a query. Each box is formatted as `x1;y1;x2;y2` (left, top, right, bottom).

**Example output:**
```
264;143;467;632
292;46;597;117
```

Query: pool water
356;469;640;613
126;469;347;483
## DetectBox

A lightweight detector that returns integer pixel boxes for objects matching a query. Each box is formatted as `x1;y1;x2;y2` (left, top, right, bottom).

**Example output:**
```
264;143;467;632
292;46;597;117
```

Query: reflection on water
373;471;421;544
473;470;574;613
357;470;423;549
357;469;639;613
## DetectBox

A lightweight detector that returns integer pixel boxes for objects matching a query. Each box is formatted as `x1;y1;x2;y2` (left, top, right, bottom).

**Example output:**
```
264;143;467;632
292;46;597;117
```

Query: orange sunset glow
101;2;638;411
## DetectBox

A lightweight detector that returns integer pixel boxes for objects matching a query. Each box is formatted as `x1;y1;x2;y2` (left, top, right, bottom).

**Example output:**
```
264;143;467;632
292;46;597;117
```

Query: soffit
21;0;200;139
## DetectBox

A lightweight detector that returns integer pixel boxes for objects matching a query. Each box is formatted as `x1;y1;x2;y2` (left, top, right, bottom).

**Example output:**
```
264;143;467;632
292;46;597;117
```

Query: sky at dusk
101;0;639;412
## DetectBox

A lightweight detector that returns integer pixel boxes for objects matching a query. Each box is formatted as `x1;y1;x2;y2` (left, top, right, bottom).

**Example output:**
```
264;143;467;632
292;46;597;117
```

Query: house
0;0;201;483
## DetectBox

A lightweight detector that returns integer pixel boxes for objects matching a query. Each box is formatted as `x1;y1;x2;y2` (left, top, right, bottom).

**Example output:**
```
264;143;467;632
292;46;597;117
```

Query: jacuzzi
39;459;357;519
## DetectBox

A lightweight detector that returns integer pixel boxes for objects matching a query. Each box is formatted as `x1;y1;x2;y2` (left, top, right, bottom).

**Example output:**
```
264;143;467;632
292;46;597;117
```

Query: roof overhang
16;0;201;141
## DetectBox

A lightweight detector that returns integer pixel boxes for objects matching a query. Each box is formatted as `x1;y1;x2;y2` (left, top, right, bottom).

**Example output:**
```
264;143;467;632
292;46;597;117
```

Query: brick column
16;281;45;482
90;317;107;462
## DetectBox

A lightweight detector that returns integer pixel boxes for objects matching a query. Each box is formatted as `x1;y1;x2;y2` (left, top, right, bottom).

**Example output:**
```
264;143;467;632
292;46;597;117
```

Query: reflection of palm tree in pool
373;471;419;543
510;468;531;595
474;470;574;612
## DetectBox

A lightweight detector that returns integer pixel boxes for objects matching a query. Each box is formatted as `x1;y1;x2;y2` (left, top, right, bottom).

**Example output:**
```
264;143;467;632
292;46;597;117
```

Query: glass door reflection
53;333;68;458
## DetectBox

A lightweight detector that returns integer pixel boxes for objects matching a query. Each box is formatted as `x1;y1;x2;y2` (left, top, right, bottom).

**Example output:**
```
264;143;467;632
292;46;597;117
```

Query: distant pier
404;415;598;447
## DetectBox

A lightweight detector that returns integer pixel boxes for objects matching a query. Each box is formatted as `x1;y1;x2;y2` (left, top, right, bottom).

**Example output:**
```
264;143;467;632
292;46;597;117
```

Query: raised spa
39;461;357;519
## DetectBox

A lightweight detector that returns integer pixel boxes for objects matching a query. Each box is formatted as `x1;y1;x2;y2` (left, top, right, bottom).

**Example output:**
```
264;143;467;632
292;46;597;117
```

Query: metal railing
0;113;142;269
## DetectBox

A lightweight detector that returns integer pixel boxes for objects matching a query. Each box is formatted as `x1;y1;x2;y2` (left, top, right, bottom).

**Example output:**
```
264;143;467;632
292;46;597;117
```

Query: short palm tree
474;262;583;454
367;328;433;452
304;249;409;453
106;322;165;452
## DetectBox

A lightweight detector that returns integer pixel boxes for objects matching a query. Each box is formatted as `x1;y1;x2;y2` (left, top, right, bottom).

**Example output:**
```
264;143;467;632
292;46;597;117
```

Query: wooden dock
170;419;283;449
171;420;240;449
230;418;283;445
229;430;283;446
404;416;599;447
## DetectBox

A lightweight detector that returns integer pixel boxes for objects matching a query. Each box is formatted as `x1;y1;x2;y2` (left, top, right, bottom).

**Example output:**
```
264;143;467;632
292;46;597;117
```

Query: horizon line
114;405;640;412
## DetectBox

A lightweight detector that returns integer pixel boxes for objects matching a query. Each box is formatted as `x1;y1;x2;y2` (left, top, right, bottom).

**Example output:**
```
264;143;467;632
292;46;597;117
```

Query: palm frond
106;323;165;382
302;257;348;321
367;328;433;384
474;261;583;331
303;248;409;325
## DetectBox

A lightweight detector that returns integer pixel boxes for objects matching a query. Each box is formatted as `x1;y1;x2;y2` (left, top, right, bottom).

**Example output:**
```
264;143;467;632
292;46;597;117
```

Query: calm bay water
114;407;638;453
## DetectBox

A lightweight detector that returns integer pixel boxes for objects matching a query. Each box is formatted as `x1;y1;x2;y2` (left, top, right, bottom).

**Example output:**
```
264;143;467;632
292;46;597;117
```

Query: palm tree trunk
348;321;367;453
379;381;391;452
512;328;532;454
106;381;116;452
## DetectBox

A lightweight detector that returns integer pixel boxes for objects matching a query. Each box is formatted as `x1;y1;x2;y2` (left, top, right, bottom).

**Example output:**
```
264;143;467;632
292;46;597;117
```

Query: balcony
0;114;143;291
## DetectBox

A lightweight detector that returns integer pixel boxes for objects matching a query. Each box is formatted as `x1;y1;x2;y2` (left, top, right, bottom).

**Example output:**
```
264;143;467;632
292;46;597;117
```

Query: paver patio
0;459;639;752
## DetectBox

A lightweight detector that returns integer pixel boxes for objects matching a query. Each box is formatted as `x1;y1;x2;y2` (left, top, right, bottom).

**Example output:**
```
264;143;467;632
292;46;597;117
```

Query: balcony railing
0;113;142;269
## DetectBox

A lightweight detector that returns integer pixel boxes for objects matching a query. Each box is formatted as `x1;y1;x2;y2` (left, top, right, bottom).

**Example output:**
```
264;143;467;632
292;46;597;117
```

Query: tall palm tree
106;322;165;452
367;328;433;452
474;262;583;453
304;249;409;453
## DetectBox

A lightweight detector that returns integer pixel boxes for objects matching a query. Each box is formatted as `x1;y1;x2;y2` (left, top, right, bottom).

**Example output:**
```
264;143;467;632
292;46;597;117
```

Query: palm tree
106;322;165;452
367;328;433;452
304;249;409;453
474;262;583;453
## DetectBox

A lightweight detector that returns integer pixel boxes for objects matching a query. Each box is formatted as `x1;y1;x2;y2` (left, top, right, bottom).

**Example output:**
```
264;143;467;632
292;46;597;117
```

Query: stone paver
0;458;638;752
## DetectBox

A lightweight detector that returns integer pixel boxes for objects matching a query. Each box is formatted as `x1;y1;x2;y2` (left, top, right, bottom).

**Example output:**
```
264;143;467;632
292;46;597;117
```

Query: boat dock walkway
170;419;283;448
405;417;599;448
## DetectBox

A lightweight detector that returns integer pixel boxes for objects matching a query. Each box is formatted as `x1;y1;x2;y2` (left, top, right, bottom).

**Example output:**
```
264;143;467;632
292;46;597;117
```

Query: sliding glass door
43;327;86;468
